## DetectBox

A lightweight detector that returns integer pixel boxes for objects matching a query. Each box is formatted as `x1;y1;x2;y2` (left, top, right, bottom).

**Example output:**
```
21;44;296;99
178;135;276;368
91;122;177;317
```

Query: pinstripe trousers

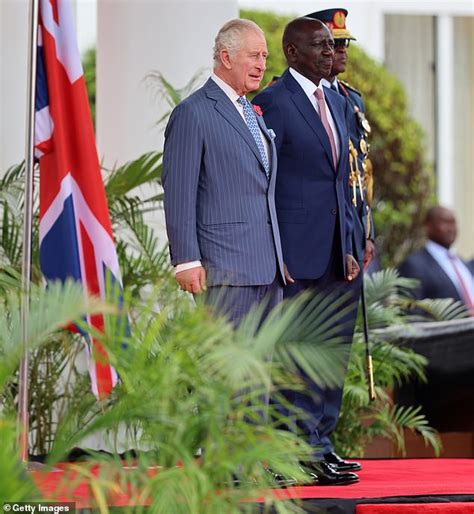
203;275;283;328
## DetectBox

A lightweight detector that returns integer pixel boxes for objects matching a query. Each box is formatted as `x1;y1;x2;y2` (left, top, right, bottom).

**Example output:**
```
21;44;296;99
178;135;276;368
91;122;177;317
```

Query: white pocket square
267;128;276;139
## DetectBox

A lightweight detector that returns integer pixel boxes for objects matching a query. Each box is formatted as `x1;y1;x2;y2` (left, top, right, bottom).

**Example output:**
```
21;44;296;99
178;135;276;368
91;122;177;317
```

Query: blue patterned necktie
237;96;270;179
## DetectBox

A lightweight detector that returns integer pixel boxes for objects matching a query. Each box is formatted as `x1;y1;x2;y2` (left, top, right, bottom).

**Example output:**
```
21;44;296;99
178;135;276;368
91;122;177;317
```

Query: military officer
307;8;375;270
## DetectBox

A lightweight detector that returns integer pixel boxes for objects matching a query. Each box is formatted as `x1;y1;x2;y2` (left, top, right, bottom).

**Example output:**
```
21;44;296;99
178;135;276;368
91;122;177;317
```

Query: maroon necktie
448;253;474;316
315;88;337;169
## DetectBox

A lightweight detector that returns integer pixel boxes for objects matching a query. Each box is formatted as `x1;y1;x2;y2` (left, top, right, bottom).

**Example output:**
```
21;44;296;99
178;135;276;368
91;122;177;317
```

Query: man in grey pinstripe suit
162;19;285;327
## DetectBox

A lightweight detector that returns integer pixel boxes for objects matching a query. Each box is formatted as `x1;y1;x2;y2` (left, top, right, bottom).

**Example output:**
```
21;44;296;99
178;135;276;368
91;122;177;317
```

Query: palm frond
413;297;468;321
144;69;208;129
0;162;30;269
371;338;427;386
50;287;348;487
115;210;170;280
0;279;109;391
375;404;441;456
335;268;443;457
365;268;417;304
0;204;23;266
0;419;40;501
105;151;163;201
0;162;27;215
146;69;207;106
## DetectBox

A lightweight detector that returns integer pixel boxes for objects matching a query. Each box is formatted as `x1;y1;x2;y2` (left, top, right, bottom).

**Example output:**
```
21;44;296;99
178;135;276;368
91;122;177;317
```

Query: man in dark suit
253;17;360;485
468;260;474;275
308;8;375;271
399;206;474;315
162;19;285;328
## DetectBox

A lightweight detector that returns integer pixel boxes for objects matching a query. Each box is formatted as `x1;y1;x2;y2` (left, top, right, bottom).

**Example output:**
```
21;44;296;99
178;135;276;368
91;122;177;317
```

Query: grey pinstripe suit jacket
162;77;284;287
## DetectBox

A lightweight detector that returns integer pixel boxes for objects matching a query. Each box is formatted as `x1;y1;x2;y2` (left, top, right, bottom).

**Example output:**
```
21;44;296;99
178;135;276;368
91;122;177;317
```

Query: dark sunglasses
334;39;350;49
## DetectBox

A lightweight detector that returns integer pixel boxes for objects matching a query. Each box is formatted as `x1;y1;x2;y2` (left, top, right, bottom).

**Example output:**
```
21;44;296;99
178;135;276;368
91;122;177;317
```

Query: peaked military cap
305;8;356;40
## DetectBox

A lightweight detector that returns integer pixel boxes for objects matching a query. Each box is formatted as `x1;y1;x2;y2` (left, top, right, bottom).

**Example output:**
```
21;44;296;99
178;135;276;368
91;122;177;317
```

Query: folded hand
176;266;207;294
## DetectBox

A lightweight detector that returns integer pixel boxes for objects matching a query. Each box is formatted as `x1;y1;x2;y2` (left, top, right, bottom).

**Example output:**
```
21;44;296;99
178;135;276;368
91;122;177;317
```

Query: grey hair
213;18;264;68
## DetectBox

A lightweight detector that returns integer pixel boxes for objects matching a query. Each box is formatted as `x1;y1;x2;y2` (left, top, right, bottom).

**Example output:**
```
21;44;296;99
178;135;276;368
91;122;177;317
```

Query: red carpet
357;504;474;514
31;459;474;512
270;458;474;500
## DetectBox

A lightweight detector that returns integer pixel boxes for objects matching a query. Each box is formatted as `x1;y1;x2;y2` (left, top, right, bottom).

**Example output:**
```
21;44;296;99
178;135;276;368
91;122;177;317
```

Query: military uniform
310;8;375;266
336;79;374;264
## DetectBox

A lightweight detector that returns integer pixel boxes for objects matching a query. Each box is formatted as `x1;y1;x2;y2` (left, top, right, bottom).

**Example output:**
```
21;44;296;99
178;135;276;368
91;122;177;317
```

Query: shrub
82;47;96;127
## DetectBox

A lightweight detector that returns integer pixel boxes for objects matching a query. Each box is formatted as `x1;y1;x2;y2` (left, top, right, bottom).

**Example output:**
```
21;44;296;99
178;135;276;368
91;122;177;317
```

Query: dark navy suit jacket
253;70;353;280
162;78;284;287
398;247;467;304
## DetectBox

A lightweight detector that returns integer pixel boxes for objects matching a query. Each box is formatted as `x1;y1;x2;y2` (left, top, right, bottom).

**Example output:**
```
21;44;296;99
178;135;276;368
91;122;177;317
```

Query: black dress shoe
300;460;359;486
323;452;362;472
264;468;298;488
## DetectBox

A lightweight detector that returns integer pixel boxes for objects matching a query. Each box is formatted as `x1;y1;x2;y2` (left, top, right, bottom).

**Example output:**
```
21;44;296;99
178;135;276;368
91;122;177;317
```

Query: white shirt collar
321;78;339;92
425;240;474;303
426;240;452;259
289;67;322;100
211;72;241;104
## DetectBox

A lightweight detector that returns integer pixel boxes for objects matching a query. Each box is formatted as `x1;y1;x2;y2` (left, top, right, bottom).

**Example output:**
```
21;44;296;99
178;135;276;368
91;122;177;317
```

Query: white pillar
0;1;29;172
0;0;84;174
436;14;455;208
96;0;238;168
347;3;385;63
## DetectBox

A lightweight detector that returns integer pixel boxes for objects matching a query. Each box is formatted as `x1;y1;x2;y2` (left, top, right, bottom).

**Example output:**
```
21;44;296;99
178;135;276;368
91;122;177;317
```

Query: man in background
253;17;360;486
308;8;375;272
162;19;285;326
399;206;474;315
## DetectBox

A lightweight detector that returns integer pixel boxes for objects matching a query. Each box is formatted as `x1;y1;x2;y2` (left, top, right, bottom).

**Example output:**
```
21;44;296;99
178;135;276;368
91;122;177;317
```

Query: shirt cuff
175;261;202;275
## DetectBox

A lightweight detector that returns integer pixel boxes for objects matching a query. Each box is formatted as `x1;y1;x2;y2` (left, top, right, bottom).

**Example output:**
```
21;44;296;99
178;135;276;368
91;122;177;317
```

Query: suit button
331;208;337;215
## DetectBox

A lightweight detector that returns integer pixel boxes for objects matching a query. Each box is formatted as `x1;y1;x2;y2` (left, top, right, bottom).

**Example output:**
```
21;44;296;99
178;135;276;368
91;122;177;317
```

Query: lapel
256;113;276;178
282;70;335;172
204;78;266;173
422;248;464;300
324;86;346;176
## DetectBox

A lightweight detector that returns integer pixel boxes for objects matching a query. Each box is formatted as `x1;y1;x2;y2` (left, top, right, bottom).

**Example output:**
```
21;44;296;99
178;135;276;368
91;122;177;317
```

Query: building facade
1;0;472;257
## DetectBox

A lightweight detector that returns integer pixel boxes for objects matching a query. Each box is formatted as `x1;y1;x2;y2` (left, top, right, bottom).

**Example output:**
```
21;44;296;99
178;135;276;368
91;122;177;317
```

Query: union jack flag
35;0;121;399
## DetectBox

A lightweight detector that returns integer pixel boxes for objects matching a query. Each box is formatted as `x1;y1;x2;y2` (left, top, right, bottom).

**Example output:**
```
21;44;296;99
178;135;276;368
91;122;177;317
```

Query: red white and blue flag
35;0;120;399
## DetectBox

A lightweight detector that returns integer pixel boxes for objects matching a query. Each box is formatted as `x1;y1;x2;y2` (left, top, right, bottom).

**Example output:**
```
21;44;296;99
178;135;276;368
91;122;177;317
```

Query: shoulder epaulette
339;80;362;97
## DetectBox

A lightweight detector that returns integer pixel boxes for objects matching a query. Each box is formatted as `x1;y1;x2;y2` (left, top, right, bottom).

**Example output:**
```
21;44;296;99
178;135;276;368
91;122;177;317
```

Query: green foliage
144;70;209;130
342;46;434;266
0;419;40;502
83;47;96;127
0;276;356;511
0;151;169;454
241;9;293;90
27;336;91;455
241;9;434;267
331;269;464;458
0;281;107;503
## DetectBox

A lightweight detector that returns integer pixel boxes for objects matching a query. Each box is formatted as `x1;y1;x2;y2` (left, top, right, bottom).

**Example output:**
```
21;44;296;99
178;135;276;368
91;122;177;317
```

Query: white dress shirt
321;77;339;93
175;73;270;274
289;68;340;161
425;240;474;303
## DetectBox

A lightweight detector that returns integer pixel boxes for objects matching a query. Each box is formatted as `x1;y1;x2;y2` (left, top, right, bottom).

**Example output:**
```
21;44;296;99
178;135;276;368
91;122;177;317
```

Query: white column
96;0;238;168
347;3;385;62
0;0;85;174
436;14;455;208
0;0;29;172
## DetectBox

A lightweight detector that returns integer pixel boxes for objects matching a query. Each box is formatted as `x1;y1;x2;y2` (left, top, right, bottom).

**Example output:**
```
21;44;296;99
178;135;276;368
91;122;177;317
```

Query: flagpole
18;0;40;464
